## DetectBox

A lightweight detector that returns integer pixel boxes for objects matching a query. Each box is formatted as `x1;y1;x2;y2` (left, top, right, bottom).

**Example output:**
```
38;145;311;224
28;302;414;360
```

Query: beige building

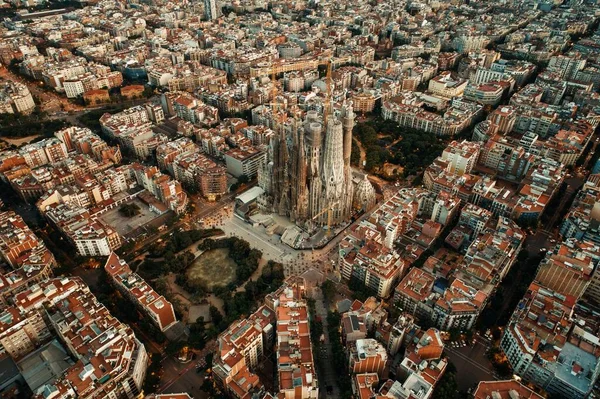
428;71;468;98
0;307;49;359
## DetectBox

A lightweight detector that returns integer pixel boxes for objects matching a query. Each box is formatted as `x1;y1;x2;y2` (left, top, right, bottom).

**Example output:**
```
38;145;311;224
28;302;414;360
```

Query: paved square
99;198;162;237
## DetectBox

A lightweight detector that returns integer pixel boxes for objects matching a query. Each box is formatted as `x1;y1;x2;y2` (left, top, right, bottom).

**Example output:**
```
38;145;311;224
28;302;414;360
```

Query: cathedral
258;100;374;231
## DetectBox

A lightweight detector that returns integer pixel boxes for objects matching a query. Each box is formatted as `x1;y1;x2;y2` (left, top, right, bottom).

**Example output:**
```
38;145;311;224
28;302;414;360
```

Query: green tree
209;305;223;326
432;360;459;399
321;280;336;303
142;354;162;394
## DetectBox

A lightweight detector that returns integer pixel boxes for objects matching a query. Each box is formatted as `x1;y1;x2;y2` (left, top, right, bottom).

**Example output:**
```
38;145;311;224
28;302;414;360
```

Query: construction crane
258;65;287;128
323;59;333;126
260;57;337;139
309;200;339;237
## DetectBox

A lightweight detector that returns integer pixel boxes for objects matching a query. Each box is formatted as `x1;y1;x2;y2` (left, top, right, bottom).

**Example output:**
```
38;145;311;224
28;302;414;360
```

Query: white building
204;0;220;20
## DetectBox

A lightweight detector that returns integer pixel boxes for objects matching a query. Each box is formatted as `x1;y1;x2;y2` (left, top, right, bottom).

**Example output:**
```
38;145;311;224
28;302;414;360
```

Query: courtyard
99;198;164;238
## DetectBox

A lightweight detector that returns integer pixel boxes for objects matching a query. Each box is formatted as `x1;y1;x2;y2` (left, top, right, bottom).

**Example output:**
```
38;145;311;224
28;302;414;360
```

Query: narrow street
311;286;339;398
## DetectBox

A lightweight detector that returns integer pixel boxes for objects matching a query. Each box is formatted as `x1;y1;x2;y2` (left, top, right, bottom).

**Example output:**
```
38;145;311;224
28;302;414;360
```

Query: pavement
221;215;339;277
158;355;210;399
444;337;495;392
217;197;378;279
157;342;217;398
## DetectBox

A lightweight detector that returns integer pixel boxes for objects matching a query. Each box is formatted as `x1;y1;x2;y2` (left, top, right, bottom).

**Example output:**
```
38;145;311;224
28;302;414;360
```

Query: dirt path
353;137;366;167
0;135;40;146
385;136;403;149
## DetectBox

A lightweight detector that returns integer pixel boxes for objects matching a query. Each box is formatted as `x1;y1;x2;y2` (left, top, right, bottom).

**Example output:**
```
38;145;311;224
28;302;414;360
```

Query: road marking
158;360;198;393
446;347;493;375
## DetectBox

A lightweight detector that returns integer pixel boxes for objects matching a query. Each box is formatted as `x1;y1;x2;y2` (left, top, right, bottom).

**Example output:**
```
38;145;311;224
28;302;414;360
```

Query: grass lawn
186;248;236;289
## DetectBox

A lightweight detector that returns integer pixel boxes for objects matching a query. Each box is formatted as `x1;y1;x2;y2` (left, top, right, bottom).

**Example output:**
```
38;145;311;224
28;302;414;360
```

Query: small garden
119;203;141;217
137;229;285;340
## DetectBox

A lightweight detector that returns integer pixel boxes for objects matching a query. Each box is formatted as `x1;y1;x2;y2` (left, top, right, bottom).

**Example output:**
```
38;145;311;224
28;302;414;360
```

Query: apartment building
105;253;177;332
132;164;188;214
394;328;447;399
500;282;600;399
14;277;148;399
431;278;488;331
459;217;525;289
0;211;54;270
339;223;408;298
156;138;198;174
341;312;368;345
428;71;468;98
535;239;596;300
55;126;122;165
394;268;437;322
224;147;267;179
349;338;388;378
339;188;456;297
99;105;170;161
169;92;220;126
452;35;489;54
276;285;319;399
44;202;122;256
473;380;544;399
382;99;482;136
0;80;35;114
0;307;50;360
20;138;68;169
560;179;600;244
464;81;510;106
458;204;493;238
156;139;227;200
477;135;534;182
542;126;593;167
212;305;275;398
439;140;480;176
0;211;55;304
352;373;380;399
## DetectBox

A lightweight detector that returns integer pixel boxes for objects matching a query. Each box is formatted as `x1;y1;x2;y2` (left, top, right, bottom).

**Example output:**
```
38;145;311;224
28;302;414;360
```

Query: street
311;286;340;398
157;356;210;399
444;337;495;392
156;340;217;398
0;65;81;112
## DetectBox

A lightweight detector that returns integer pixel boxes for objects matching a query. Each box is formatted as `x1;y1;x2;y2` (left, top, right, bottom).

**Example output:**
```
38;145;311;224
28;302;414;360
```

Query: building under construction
257;99;374;231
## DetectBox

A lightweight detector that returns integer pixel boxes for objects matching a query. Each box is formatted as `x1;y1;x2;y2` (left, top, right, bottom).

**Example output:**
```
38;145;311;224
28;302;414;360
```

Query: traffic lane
158;356;206;396
445;340;495;392
525;231;551;257
160;365;210;399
